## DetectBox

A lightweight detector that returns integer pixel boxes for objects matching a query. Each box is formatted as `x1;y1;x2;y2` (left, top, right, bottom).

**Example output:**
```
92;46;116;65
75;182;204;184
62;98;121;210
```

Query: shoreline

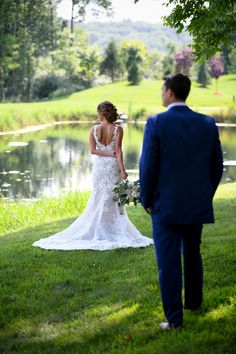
0;120;95;136
1;120;236;136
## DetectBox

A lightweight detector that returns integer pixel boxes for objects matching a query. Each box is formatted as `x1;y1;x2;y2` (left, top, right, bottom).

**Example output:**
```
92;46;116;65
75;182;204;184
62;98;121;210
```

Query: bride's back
96;124;117;146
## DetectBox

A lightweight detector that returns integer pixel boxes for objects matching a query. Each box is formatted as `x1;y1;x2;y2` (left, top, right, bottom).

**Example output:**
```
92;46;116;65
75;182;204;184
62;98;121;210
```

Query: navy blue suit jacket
139;106;223;224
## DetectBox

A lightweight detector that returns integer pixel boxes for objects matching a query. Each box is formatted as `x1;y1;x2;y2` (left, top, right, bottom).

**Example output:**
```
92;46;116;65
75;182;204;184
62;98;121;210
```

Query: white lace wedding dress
33;124;153;251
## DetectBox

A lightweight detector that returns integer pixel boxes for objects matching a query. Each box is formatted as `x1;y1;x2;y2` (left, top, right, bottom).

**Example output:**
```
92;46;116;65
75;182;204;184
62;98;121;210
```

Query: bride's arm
89;128;116;157
115;126;128;180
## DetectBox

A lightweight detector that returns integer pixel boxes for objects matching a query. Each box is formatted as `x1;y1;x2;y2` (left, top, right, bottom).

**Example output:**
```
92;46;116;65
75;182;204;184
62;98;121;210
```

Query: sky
57;0;173;24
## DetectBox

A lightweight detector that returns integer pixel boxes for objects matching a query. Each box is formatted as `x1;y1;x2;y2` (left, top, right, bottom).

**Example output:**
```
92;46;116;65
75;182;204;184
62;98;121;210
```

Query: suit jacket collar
167;102;188;110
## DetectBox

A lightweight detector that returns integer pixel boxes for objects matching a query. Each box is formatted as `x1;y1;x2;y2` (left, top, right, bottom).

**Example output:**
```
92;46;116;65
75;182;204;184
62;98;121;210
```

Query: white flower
131;191;138;198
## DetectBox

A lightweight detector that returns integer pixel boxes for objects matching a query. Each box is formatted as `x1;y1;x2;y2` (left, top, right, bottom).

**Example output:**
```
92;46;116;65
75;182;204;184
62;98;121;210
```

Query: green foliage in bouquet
113;179;141;207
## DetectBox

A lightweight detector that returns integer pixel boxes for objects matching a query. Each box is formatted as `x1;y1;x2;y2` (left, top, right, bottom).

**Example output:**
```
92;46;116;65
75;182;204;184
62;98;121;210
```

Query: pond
0;123;236;200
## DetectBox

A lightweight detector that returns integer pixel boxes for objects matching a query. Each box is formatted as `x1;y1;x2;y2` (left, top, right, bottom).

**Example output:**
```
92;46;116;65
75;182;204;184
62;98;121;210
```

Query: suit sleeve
210;122;224;195
139;117;160;210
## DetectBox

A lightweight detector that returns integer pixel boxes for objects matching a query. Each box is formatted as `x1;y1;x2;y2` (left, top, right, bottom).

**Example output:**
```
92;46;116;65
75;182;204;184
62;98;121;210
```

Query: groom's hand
146;207;152;214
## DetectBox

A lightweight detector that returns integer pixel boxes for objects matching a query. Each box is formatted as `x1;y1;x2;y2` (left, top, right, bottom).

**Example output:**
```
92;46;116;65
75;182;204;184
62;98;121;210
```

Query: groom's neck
170;98;185;104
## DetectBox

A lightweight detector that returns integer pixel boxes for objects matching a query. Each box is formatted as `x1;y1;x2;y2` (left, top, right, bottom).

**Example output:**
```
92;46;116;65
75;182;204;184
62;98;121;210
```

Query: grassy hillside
0;75;236;132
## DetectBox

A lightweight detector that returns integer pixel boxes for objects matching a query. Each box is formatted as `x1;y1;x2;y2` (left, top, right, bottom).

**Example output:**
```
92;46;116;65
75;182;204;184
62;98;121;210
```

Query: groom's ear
166;88;173;99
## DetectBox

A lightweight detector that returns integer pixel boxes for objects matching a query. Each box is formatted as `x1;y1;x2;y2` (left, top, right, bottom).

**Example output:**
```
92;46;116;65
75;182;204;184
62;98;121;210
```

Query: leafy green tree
134;0;236;60
0;34;19;101
221;47;232;74
197;63;211;88
34;27;101;96
120;39;162;81
229;48;236;73
68;0;112;33
221;44;236;74
100;40;123;82
76;47;101;88
126;47;143;85
0;0;111;101
51;28;89;81
144;50;163;79
127;62;142;85
162;43;176;76
0;0;60;101
0;1;19;100
121;40;147;85
33;73;63;99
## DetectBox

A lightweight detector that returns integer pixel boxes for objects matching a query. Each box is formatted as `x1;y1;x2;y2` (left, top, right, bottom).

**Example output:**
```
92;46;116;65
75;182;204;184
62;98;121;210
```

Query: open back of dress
32;124;153;250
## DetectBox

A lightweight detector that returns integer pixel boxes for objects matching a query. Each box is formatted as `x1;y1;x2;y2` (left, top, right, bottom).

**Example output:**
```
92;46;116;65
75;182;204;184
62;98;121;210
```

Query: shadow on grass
197;85;209;89
0;203;235;353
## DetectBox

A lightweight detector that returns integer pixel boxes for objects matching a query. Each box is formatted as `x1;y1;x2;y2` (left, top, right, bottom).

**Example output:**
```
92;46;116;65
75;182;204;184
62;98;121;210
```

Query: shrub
213;106;236;123
49;84;83;98
33;73;64;99
133;108;147;122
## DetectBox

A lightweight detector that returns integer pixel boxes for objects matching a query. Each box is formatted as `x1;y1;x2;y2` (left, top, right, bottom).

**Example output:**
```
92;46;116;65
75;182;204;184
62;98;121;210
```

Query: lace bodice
92;124;120;195
93;124;119;151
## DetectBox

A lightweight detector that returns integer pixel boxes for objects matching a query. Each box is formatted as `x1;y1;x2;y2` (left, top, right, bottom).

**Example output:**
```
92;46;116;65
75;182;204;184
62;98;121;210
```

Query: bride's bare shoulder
90;124;101;131
116;125;123;133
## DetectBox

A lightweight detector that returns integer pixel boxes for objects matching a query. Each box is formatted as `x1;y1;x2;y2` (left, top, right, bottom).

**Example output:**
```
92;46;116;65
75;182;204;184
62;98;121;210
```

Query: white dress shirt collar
167;102;188;110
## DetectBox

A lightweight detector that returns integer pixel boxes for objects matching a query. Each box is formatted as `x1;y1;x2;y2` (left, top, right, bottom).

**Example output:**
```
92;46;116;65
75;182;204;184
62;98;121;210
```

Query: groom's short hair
163;73;191;101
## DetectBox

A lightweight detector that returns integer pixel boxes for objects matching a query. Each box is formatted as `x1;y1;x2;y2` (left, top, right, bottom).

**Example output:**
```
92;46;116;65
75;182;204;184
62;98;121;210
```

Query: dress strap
93;125;98;141
113;124;119;140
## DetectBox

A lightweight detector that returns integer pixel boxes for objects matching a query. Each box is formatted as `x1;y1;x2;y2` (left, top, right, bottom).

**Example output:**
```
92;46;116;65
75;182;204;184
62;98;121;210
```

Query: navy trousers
151;213;203;327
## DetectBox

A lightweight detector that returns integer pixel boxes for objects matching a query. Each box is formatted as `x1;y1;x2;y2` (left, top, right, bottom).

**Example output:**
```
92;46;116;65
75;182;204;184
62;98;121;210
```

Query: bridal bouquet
113;179;141;207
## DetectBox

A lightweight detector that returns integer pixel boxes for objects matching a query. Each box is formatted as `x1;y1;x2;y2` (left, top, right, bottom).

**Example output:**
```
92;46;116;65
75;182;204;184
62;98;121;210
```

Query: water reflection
0;123;236;199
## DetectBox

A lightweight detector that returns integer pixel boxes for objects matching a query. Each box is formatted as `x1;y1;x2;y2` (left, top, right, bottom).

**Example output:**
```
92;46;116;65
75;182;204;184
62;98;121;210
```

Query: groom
139;73;223;329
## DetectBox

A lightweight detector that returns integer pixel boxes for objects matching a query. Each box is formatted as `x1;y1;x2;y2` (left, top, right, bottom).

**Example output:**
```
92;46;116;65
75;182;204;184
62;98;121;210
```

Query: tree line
0;0;112;101
101;41;236;91
0;0;235;102
135;0;236;61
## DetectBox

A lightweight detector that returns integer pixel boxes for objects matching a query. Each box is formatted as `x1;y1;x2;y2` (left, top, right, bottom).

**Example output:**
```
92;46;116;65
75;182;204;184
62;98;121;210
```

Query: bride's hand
120;170;128;180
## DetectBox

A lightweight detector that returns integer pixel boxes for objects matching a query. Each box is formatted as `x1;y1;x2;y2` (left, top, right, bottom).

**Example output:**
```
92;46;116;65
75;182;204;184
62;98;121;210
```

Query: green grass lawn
0;183;235;353
0;75;236;131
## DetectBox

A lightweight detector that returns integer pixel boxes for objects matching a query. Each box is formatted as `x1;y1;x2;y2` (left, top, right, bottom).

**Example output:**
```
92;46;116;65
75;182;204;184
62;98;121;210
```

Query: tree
33;73;63;99
68;0;112;33
0;0;60;101
0;0;112;101
127;61;142;85
121;40;147;85
134;0;236;60
221;47;231;74
40;27;100;93
145;50;163;79
174;47;194;76
126;47;143;85
208;55;224;93
197;63;211;88
162;43;176;76
77;47;101;88
100;40;123;82
222;45;236;74
229;48;236;73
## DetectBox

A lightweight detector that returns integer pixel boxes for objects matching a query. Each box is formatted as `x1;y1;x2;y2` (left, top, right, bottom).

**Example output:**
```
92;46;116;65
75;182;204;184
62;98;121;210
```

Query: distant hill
77;20;191;53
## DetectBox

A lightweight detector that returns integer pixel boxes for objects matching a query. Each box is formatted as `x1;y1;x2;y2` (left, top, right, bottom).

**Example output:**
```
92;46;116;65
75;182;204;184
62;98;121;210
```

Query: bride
33;101;153;250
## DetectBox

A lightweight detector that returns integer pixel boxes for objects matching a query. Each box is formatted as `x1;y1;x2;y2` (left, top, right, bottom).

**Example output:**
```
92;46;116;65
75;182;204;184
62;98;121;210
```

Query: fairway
0;75;235;131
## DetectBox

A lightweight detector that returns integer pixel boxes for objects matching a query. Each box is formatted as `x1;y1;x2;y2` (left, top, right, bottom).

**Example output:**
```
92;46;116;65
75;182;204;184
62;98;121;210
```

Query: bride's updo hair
97;101;119;123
